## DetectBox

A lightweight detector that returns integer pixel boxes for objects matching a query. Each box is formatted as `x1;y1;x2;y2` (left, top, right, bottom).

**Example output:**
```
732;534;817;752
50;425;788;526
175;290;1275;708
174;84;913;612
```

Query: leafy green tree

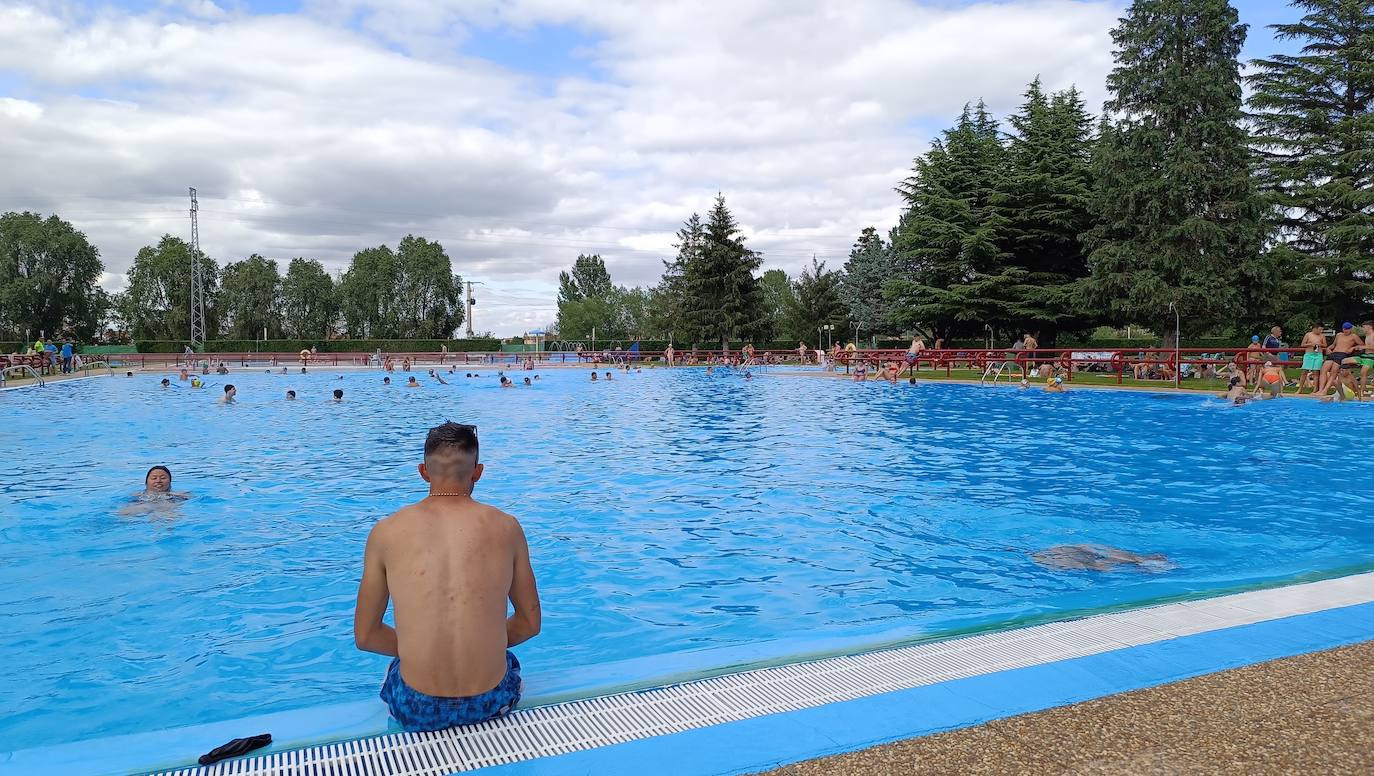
117;235;219;341
888;103;1018;340
558;254;615;304
616;286;655;339
1082;0;1267;337
838;226;897;340
680;194;766;348
393;235;463;338
995;80;1097;343
1248;0;1374;324
218;254;282;340
758;268;797;341
280;258;339;339
0;212;107;341
783;258;847;343
338;245;397;338
556;254;623;340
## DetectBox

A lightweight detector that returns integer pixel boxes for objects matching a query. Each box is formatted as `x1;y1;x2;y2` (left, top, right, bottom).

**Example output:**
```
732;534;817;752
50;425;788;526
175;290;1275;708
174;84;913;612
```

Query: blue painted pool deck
479;602;1374;776
5;584;1372;776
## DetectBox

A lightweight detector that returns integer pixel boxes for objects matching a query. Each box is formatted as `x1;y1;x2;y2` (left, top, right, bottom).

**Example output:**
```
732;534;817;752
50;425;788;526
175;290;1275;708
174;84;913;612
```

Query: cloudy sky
0;0;1300;335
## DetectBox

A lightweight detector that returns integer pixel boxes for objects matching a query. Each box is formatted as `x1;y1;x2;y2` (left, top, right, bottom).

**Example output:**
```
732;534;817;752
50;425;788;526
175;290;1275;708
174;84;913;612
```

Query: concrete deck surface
757;641;1373;776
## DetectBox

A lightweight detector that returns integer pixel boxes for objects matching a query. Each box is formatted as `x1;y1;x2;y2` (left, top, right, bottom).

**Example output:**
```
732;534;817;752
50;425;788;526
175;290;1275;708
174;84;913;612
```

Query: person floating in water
333;389;344;402
1032;544;1172;572
160;378;171;388
353;422;541;732
604;371;612;381
384;376;392;385
190;377;203;388
407;377;421;388
286;390;297;400
522;377;532;386
590;371;598;382
120;465;190;516
219;384;237;404
429;369;448;385
178;369;189;381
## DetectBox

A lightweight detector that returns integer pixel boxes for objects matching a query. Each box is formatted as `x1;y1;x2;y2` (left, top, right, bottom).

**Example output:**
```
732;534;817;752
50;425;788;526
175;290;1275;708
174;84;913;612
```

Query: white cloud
0;0;1121;334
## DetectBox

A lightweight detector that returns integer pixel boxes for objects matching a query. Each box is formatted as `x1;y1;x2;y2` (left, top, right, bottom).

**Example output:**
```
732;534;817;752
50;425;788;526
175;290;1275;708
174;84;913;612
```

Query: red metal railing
25;345;1320;389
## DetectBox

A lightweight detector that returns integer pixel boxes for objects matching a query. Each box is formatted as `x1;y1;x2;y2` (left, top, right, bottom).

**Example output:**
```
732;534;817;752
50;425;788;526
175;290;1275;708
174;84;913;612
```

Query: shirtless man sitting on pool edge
354;422;541;732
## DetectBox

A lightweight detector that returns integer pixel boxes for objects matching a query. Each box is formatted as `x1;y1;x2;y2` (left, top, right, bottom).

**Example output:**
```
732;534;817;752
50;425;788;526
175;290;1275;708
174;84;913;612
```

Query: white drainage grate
154;572;1374;776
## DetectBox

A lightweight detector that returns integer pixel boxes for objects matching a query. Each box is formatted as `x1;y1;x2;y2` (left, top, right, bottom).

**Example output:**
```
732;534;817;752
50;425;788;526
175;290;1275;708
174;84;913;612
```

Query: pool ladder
1;364;46;387
980;361;1009;386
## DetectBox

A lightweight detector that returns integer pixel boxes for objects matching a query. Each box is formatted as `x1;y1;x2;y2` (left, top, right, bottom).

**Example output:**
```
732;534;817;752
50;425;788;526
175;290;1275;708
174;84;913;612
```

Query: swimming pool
2;368;1371;752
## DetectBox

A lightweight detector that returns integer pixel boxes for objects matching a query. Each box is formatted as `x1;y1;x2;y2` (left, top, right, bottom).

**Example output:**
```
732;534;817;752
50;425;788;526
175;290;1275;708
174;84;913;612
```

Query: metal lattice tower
188;187;206;348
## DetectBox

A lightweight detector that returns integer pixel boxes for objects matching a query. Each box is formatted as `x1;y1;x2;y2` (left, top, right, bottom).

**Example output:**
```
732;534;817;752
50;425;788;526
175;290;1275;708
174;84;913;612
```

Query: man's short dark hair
287;390;296;397
224;384;235;393
425;421;479;462
333;389;343;398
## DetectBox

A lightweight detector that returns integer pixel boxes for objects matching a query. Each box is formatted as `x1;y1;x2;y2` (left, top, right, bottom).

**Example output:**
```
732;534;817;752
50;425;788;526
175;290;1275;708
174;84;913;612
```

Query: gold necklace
428;492;471;497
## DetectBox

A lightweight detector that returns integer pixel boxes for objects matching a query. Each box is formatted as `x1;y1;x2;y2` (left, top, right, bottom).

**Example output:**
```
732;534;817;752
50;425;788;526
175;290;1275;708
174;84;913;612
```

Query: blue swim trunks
380;652;522;732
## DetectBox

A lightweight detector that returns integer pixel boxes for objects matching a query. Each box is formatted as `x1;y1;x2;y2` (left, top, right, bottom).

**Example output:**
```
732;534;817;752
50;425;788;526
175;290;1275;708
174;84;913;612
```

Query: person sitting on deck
354;422;540;732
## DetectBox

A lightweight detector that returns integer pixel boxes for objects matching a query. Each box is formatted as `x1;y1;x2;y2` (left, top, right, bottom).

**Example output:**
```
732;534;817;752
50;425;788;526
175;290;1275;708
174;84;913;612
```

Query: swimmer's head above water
145;465;172;492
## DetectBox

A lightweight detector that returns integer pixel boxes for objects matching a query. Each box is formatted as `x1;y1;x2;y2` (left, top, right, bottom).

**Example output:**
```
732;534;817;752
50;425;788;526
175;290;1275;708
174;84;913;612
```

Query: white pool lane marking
156;571;1374;776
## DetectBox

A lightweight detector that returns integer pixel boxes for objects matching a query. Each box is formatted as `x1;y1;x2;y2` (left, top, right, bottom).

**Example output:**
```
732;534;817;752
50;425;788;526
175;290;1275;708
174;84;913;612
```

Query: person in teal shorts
1298;323;1327;394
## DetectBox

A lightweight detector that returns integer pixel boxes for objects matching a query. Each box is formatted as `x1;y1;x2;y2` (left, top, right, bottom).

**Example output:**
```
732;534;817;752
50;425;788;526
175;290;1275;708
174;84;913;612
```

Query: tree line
3;1;1370;347
0;225;465;343
557;0;1373;347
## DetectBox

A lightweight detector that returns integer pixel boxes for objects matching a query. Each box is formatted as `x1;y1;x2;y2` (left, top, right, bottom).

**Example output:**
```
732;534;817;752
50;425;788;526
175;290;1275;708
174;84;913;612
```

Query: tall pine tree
1248;0;1374;325
680;194;765;348
1083;0;1266;337
995;80;1097;344
838;226;898;340
888;102;1020;341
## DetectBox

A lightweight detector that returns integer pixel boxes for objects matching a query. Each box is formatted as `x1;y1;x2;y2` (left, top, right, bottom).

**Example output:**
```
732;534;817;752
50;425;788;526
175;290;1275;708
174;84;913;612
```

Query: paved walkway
758;642;1373;775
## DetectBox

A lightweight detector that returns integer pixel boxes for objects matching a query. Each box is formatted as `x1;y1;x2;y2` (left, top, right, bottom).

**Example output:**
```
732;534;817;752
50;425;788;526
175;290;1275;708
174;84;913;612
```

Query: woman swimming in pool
120;466;189;516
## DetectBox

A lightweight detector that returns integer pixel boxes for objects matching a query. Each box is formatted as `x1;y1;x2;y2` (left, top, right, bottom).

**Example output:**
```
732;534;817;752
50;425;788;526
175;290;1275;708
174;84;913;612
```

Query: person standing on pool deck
1298;324;1327;394
1318;323;1361;398
1356;322;1374;399
354;422;540;732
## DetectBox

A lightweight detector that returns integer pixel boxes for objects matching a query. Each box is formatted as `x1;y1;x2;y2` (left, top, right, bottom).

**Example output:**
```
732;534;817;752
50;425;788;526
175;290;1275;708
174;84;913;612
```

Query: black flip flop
198;733;272;765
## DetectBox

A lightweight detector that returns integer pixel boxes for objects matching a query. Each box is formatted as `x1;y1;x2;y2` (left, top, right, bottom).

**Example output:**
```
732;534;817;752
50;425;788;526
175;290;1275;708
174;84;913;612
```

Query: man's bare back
367;499;533;695
355;422;540;706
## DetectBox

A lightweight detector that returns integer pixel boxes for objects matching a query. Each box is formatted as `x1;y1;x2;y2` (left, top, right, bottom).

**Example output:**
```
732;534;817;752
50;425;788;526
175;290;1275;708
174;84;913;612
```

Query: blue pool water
2;368;1371;750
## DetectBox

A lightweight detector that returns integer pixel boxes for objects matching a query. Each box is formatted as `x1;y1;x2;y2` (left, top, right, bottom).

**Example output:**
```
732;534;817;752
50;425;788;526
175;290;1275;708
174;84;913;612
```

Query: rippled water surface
2;367;1371;748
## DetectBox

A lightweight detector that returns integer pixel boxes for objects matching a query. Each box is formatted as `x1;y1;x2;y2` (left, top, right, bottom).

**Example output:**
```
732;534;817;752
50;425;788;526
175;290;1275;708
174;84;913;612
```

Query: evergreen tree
649;214;702;344
783;259;847;343
1083;0;1266;337
680;194;765;348
1248;0;1374;324
888;102;1018;340
838;226;897;340
995;80;1097;344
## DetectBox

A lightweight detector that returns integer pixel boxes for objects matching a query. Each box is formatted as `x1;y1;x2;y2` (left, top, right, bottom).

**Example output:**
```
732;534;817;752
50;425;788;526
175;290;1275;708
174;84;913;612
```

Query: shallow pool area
3;367;1372;752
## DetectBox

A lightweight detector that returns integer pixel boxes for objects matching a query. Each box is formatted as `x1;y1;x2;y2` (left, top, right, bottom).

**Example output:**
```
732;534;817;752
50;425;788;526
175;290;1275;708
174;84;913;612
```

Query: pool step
154;571;1374;775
